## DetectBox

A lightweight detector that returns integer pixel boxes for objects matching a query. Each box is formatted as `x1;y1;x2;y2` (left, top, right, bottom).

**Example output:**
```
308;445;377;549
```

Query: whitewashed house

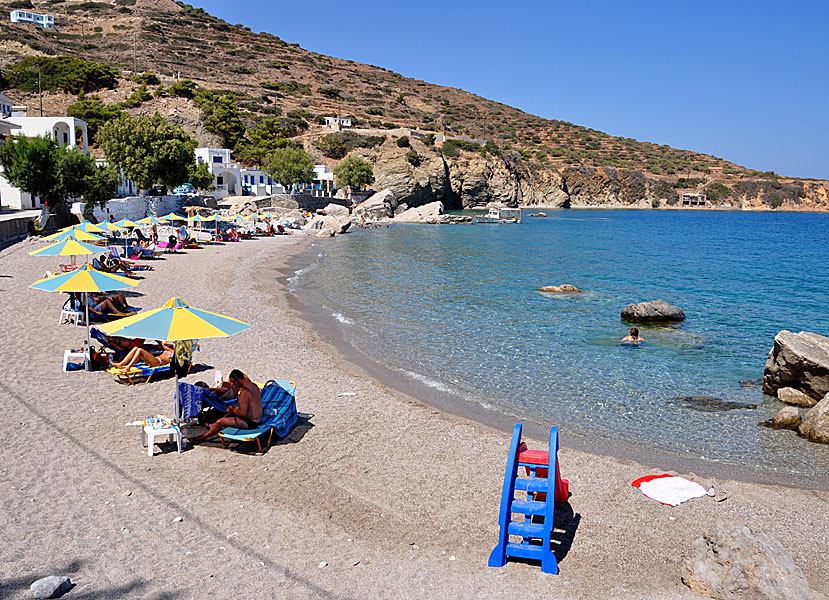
0;114;89;209
0;93;13;118
9;9;54;28
241;168;287;196
324;117;352;131
195;147;241;199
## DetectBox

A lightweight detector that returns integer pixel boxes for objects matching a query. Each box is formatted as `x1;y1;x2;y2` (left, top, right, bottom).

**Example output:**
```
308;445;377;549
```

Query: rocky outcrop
353;189;397;221
777;387;818;408
315;227;335;238
395;201;443;223
319;203;350;218
303;215;350;234
538;284;584;293
771;406;802;429
423;214;472;224
763;331;829;400
799;394;829;443
621;300;685;322
680;520;813;600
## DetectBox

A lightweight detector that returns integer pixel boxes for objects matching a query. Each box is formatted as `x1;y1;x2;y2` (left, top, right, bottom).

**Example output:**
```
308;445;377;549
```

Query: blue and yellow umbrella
30;264;139;371
42;227;104;243
159;212;187;222
114;219;141;229
29;238;102;256
98;297;252;416
137;215;165;225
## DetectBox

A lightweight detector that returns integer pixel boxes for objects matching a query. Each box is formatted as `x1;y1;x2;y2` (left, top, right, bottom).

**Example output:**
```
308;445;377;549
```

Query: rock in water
673;396;757;412
771;406;802;429
763;331;829;400
538;284;584;293
394;201;444;223
352;189;397;221
30;576;73;598
680;520;813;600
777;387;818;408
621;300;685;322
799;393;829;444
320;203;349;218
315;228;335;238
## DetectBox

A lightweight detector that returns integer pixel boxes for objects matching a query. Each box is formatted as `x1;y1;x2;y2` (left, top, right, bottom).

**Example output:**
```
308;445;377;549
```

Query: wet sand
0;233;827;599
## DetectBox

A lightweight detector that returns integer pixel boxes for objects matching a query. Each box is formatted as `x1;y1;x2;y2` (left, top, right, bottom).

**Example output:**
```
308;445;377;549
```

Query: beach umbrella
97;297;252;418
30;238;102;257
137;215;165;225
159;212;187;222
43;227;104;243
114;219;141;229
74;221;108;234
30;264;139;371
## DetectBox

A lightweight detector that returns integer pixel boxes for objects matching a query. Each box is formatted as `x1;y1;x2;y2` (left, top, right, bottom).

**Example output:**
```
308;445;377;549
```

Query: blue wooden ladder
488;423;563;574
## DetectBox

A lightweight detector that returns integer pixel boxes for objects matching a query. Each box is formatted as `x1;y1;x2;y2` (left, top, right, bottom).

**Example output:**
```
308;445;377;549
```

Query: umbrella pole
84;292;91;372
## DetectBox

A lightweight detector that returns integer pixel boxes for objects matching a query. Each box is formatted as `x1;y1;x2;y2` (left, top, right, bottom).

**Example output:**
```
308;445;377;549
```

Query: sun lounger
218;380;297;451
107;362;174;385
108;246;153;270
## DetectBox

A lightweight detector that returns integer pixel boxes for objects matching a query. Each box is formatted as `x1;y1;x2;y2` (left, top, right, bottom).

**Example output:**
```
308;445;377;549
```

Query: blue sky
195;0;829;179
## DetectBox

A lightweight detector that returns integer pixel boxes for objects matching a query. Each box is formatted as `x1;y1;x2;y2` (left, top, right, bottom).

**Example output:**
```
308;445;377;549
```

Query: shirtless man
190;369;262;443
621;327;645;343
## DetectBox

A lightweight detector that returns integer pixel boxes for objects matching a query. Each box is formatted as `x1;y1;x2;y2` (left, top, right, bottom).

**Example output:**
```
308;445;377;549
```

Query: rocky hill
1;0;827;211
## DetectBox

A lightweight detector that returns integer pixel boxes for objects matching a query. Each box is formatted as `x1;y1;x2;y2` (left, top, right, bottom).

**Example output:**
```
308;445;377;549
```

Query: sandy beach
1;232;827;600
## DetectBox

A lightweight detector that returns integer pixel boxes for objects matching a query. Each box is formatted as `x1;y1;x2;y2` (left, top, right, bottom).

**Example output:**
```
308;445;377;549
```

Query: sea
290;209;829;482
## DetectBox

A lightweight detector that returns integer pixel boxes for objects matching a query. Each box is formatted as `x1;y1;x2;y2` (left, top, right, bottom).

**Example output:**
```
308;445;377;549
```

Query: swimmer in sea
621;327;645;343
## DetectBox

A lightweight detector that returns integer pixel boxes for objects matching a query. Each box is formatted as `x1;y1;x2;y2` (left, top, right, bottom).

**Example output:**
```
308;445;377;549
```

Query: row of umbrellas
29;216;253;420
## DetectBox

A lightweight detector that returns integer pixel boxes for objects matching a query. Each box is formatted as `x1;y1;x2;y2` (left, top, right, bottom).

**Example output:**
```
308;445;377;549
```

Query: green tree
8;56;119;94
234;118;291;165
167;78;197;98
122;83;152;107
396;135;410;148
0;136;116;218
188;160;215;191
66;98;124;143
98;113;197;190
334;156;374;192
194;91;246;149
264;147;315;191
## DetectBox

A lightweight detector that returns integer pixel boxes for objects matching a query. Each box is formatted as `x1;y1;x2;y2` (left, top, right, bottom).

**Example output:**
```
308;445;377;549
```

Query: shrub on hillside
167;79;197;98
318;86;341;99
406;149;420;166
705;182;730;203
317;131;385;159
442;139;483;158
396;136;410;148
365;107;384;116
8;56;118;94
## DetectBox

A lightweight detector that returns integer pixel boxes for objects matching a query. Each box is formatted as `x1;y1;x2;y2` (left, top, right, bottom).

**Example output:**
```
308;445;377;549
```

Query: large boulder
227;198;259;216
763;331;829;400
303;215;350;235
424;214;473;224
319;203;350;218
777;387;818;408
315;227;335;238
394;201;444;223
680;520;813;600
771;406;802;430
30;575;73;598
621;300;685;323
799;393;829;444
353;189;397;221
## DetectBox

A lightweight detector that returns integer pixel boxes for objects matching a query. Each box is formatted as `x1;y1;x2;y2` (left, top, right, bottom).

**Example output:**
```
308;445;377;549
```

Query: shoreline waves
1;232;826;598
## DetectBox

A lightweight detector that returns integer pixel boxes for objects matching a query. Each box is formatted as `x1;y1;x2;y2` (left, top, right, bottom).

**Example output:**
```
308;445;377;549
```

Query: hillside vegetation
0;0;827;211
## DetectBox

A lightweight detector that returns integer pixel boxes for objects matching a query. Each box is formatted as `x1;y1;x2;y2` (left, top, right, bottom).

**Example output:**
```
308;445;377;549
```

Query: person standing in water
621;327;645;343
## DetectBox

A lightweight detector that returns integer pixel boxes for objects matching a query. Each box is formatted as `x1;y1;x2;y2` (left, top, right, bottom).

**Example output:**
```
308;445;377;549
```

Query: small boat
473;205;521;224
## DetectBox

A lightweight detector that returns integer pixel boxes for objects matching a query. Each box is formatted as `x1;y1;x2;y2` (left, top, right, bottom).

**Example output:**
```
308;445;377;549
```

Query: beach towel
631;474;708;507
177;382;219;419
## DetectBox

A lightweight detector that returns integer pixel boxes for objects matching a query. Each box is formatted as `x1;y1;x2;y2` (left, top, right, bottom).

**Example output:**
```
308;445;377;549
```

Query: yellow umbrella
98;297;252;416
75;221;107;234
138;215;165;225
159;212;187;222
30;238;102;257
97;221;126;232
43;227;104;243
30;264;139;370
114;219;141;229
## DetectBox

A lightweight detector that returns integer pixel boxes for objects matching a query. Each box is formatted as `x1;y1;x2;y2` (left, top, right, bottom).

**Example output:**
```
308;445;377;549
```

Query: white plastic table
141;424;182;456
63;349;89;371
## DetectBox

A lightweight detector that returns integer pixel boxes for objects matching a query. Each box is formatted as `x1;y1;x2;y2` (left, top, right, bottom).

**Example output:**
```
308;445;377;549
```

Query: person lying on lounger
87;294;131;320
110;341;175;371
91;291;135;312
190;369;262;443
95;254;134;276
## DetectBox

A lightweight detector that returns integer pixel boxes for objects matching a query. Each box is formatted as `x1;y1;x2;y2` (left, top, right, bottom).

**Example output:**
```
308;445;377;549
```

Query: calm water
295;210;829;478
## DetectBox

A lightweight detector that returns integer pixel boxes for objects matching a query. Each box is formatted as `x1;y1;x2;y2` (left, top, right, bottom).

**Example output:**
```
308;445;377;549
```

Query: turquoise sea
293;210;829;480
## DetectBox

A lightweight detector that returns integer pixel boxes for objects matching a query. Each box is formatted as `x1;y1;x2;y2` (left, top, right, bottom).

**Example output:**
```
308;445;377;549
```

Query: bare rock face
372;145;451;208
777;387;818;408
680;520;814;600
621;300;685;322
315;227;335;238
763;331;829;400
319;203;350;218
395;201;443;223
538;284;584;293
228;199;259;216
799;394;829;444
303;215;350;234
353;189;397;221
772;406;802;429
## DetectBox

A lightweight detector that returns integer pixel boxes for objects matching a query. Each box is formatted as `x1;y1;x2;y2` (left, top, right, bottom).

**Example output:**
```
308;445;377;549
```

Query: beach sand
0;233;827;599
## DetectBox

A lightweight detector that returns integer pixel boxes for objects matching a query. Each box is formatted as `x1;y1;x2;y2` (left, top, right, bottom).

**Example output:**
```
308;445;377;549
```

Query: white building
10;9;54;28
195;147;241;198
241;168;287;196
324;117;352;131
0;115;89;209
0;93;12;118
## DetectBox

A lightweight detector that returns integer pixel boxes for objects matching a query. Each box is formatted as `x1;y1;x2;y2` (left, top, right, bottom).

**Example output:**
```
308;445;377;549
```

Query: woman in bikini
111;341;175;371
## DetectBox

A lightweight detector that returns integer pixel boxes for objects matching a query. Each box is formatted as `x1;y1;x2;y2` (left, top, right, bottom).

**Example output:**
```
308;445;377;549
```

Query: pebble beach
1;232;827;599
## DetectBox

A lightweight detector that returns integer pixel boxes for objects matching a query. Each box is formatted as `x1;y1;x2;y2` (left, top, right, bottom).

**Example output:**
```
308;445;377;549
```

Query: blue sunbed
218;380;298;451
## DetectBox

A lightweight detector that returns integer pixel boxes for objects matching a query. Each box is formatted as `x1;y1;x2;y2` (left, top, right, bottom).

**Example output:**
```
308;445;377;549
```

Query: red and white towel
631;474;708;506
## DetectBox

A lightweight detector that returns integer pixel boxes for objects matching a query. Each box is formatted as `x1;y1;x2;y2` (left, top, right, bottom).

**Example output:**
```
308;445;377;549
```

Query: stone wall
70;195;202;222
0;214;32;247
265;193;349;212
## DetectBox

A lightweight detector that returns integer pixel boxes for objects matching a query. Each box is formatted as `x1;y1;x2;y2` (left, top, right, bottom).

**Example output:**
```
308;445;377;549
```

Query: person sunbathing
190;369;262;443
96;254;133;276
91;292;134;312
111;341;174;371
87;294;132;320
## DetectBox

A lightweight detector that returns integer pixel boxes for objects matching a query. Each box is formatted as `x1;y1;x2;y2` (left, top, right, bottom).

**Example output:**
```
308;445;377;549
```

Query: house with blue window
10;10;55;28
0;93;13;118
240;168;287;196
195;147;241;198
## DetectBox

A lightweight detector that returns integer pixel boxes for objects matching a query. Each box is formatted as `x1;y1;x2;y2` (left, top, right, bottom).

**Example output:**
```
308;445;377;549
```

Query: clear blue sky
195;0;829;179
